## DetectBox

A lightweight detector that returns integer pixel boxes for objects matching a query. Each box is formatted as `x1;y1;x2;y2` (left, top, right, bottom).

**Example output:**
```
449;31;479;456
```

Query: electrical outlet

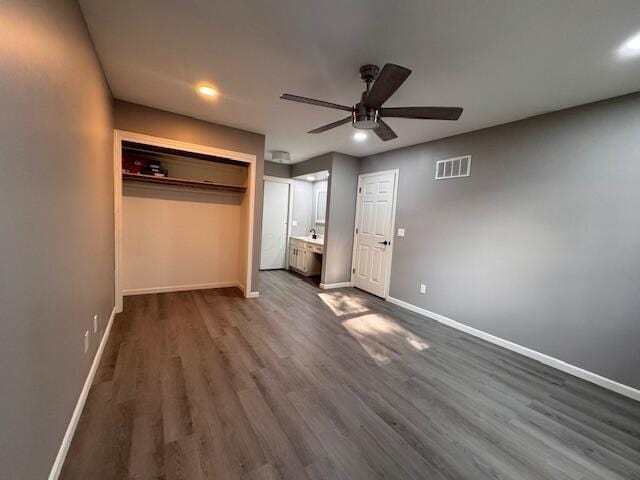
420;284;426;294
397;228;405;237
93;314;99;334
292;220;298;227
84;331;89;353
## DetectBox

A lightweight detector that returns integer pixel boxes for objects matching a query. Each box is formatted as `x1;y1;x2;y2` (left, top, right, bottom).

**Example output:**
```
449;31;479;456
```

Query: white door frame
262;175;294;269
349;169;400;299
113;129;258;312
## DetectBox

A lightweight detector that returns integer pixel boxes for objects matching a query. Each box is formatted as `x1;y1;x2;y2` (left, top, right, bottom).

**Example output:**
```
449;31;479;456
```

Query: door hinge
358;187;362;193
355;227;359;234
353;268;355;274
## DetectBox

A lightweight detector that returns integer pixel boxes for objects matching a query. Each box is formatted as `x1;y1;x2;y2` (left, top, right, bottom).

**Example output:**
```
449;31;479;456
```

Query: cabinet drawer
289;238;298;247
312;244;324;254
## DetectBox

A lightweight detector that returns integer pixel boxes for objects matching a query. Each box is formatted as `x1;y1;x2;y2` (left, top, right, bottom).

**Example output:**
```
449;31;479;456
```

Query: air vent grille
435;155;471;180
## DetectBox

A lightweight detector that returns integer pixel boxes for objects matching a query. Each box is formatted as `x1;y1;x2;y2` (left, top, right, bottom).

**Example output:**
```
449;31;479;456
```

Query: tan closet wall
122;184;243;293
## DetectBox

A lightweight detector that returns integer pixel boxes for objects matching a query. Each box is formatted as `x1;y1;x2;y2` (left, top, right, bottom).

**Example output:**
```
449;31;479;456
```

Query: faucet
309;228;317;239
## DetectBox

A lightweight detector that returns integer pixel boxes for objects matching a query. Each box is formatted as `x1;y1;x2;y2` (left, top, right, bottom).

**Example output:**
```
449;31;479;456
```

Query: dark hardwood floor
60;270;640;480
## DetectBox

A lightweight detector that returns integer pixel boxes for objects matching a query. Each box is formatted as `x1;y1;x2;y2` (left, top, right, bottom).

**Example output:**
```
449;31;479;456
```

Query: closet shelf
123;172;246;193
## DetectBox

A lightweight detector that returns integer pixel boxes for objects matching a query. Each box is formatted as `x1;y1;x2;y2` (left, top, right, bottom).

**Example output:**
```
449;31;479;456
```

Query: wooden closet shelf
122;172;246;193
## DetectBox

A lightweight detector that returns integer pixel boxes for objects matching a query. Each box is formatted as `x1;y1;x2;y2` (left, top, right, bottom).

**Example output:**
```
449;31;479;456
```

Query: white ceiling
79;0;640;163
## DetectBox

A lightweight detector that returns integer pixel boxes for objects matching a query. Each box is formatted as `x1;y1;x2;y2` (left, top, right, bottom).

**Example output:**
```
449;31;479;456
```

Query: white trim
386;296;640;402
116;130;256;163
319;282;352;290
48;306;117;480
244;156;257;298
350;169;400;299
227;282;258;298
237;280;258;298
262;176;294;270
113;129;258;308
123;281;242;296
263;175;293;184
113;134;123;313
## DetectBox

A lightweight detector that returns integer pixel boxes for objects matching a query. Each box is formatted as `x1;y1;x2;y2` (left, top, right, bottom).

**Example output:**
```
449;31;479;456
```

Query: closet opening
113;131;257;312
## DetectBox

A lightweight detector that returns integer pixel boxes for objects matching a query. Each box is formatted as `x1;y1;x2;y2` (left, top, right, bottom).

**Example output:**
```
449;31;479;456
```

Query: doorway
260;176;293;270
351;169;399;298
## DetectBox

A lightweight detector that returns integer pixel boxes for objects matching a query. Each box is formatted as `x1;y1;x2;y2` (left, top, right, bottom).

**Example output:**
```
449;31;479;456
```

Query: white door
352;170;398;297
261;180;290;270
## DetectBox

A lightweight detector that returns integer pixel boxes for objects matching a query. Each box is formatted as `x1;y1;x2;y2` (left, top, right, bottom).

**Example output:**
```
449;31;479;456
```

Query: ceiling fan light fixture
352;110;380;130
353;131;367;142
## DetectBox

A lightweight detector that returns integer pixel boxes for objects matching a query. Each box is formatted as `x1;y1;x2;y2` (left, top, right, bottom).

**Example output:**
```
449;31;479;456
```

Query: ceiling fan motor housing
352;106;380;130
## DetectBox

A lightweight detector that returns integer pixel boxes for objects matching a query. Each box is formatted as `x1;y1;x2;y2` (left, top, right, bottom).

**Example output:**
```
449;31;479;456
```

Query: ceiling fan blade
308;116;352;134
373;120;398;142
365;64;412;108
281;94;352;112
381;106;463;120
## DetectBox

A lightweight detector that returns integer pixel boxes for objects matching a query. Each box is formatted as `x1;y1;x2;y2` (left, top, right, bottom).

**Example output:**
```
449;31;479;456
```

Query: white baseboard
234;282;259;298
48;306;117;480
123;281;241;296
319;282;352;290
386;296;640;402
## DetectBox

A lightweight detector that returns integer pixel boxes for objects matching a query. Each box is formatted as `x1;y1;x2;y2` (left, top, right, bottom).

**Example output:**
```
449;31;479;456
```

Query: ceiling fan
280;63;463;142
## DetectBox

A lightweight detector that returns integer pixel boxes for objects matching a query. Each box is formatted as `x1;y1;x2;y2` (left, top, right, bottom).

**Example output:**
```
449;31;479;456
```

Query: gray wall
291;152;333;178
114;100;265;292
0;0;114;478
360;93;640;389
264;160;291;178
323;153;359;285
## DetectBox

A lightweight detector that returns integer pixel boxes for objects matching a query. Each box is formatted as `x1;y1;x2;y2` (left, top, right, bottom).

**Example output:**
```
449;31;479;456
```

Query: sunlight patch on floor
342;313;429;365
318;291;370;317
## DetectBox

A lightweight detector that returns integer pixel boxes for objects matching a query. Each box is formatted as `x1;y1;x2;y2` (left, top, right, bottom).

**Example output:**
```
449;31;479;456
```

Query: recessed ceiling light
306;176;315;181
618;32;640;58
197;84;218;97
353;131;367;142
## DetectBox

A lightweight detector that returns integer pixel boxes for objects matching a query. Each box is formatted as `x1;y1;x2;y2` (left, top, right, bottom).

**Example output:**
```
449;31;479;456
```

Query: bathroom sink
291;235;324;246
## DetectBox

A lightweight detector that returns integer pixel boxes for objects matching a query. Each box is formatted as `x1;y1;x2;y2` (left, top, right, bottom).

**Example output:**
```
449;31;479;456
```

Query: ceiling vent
271;150;291;163
435;155;471;180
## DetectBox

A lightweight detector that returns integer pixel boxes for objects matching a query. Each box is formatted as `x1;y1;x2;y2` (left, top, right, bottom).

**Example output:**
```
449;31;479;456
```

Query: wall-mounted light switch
292;220;298;227
397;228;405;237
420;284;426;294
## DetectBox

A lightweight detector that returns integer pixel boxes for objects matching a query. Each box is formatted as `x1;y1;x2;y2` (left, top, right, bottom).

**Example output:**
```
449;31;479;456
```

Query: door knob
378;240;389;246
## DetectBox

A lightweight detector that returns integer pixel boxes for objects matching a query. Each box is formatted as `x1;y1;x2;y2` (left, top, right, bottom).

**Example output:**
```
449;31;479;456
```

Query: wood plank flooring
60;270;640;480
